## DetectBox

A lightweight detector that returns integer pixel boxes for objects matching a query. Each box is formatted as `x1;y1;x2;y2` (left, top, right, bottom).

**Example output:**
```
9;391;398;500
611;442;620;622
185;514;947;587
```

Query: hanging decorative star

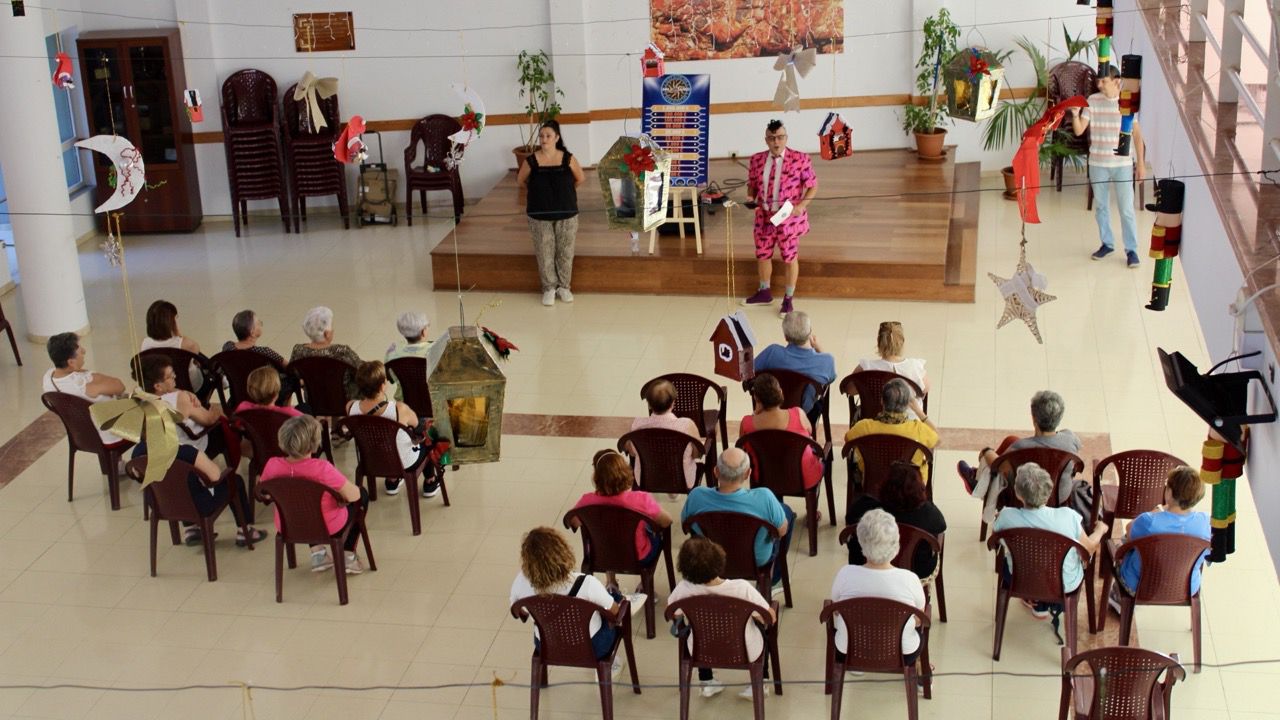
100;232;121;267
772;46;817;112
989;242;1056;343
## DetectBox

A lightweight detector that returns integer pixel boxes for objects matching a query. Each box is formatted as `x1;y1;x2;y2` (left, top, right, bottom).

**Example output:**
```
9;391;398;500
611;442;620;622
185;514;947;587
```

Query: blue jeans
767;504;798;584
1089;163;1138;253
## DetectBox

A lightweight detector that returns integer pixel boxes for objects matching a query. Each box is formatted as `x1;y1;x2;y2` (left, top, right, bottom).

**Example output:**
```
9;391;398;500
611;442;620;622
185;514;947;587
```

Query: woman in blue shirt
1118;466;1211;595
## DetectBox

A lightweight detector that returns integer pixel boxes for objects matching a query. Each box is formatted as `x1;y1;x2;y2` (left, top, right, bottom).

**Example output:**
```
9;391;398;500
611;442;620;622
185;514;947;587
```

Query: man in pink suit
743;119;819;316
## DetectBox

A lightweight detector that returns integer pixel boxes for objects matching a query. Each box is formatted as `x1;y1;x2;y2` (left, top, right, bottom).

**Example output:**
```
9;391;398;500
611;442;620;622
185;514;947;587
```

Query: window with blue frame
45;32;84;192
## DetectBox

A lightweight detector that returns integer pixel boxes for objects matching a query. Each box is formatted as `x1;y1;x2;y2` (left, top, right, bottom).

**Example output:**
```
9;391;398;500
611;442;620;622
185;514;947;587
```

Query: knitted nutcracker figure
1116;54;1142;156
1201;429;1247;562
1097;1;1114;76
1145;179;1184;311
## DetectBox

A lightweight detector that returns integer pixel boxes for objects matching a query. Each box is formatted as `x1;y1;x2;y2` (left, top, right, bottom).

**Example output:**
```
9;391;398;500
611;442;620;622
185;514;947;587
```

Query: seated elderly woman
667;536;775;699
1116;465;1210;601
261;415;368;573
42;332;127;445
852;321;930;418
290;306;364;400
346;360;440;499
831;509;927;666
958;390;1088;523
843;378;938;483
991;463;1108;618
234;366;303;418
510;526;624;674
222;309;288;366
741;373;823;490
138;355;231;463
630;379;701;489
846;462;946;577
385;311;431;361
142;299;207;391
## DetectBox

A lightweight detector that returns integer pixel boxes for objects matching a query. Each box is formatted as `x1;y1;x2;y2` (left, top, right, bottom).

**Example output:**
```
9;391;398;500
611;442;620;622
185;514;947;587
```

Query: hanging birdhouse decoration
709;310;756;382
426;325;507;465
818;112;853;160
641;43;665;78
944;48;1006;121
597;134;672;232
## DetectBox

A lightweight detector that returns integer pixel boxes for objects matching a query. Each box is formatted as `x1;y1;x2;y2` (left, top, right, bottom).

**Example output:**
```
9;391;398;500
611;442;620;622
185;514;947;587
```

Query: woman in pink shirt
629;379;701;489
261;415;368;573
234;366;304;418
571;449;673;600
740;373;823;489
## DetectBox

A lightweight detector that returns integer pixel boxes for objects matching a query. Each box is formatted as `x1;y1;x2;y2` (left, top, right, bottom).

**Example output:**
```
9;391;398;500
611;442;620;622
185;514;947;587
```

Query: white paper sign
769;200;793;227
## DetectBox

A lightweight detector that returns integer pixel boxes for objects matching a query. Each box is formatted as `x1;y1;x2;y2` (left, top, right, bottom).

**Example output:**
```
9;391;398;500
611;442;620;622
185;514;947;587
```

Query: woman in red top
740;373;824;489
261;415;367;573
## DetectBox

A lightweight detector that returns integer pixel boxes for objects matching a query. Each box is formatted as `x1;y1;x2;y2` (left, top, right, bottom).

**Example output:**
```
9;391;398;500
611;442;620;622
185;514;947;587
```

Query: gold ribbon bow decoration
89;390;184;488
293;71;339;132
773;46;818;112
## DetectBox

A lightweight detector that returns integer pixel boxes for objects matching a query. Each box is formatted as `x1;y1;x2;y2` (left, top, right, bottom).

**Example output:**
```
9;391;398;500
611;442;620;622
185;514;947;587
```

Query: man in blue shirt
752;311;836;424
682;448;794;583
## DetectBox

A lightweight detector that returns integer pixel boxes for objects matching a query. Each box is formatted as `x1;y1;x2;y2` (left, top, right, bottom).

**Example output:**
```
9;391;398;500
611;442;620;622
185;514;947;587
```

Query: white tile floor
0;172;1275;719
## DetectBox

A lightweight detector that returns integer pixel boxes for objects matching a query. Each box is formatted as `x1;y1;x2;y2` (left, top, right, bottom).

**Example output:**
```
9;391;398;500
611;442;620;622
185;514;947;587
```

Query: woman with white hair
386;311;431;361
830;509;926;661
290;306;363;399
991;463;1108;618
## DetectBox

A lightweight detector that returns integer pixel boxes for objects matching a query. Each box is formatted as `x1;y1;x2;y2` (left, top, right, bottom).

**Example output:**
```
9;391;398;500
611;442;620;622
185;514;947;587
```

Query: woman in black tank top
516;120;585;307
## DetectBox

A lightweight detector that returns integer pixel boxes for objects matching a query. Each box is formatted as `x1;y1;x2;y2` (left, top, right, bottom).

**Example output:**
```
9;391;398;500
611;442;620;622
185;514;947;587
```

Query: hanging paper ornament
445;83;486;170
52;52;74;90
1145;179;1184;312
1011;96;1088;223
332;115;368;164
90;391;184;489
293;71;339;131
100;232;122;267
818;112;853;160
989;242;1057;344
1202;430;1246;562
943;48;1006;121
1096;0;1114;47
75;135;146;213
1116;54;1142;156
597;134;672;232
641;43;665;78
183;88;203;123
772;46;817;112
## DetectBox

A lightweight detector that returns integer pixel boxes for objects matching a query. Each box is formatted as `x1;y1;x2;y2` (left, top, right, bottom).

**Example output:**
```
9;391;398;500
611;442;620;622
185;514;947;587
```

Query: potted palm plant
514;49;564;170
902;8;959;159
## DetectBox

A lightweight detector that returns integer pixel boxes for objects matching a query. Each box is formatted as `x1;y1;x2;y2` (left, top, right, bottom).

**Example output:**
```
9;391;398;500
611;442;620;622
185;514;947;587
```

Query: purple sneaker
779;296;794;317
742;287;774;306
957;460;977;495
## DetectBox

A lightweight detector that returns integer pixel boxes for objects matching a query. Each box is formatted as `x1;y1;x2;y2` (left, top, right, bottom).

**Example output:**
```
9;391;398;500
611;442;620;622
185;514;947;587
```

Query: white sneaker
699;679;724;698
343;551;365;575
541;290;555;306
556;287;574;302
738;684;769;700
627;592;648;616
311;546;332;572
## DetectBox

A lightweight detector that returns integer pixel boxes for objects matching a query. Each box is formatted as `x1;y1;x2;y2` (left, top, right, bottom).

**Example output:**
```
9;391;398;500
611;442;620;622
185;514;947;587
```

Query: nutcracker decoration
1145;179;1184;311
1116;54;1141;156
1201;430;1247;562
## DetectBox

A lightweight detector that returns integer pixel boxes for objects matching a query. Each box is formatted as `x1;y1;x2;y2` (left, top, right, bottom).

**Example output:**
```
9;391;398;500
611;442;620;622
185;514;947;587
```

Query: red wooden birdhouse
709;310;756;382
641;43;665;78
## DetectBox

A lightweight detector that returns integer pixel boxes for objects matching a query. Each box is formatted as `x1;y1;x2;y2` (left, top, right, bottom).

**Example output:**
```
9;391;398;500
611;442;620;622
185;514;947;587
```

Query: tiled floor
0;173;1275;719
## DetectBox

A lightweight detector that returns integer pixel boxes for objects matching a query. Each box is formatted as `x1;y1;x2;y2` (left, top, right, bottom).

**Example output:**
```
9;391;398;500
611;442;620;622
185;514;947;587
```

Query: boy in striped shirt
1069;64;1145;268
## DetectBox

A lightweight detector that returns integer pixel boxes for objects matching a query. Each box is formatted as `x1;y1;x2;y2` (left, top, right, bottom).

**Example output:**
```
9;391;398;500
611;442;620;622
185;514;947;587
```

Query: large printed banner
642;74;710;187
651;0;843;60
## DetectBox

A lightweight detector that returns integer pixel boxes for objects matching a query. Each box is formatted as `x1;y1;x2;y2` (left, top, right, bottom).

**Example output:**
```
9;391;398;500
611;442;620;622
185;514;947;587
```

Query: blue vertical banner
642;74;710;187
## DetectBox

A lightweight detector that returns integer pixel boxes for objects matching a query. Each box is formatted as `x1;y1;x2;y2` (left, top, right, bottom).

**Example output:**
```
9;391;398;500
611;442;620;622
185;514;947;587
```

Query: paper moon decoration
448;82;486;146
75;135;146;213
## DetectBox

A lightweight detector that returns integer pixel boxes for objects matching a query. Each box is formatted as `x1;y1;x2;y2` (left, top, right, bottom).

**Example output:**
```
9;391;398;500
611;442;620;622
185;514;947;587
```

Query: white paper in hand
769;201;793;227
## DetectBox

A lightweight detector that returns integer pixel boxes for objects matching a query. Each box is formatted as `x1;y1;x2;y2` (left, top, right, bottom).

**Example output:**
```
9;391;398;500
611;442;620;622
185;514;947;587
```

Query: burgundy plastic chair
563;505;674;639
736;429;835;556
256;475;376;606
289;355;356;463
221;69;289;238
132;348;219;406
1100;534;1210;673
281;82;349;232
0;302;20;365
762;368;833;445
642;373;728;476
979;446;1085;541
336;414;448;536
1046;61;1095;192
988;527;1093;659
840;522;947;622
617;428;706;495
683;510;792;608
820;597;932;720
510;594;639;720
837;370;927;426
665;596;782;720
127;456;253;582
841;433;935;518
404;114;464;225
385;356;434;420
1093;450;1185;531
1059;646;1185;720
41;392;135;510
232;406;293;522
212;349;294;411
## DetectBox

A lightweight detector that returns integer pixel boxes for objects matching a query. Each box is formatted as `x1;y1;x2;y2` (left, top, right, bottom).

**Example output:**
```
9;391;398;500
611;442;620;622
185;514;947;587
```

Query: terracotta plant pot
913;129;947;160
1001;166;1018;201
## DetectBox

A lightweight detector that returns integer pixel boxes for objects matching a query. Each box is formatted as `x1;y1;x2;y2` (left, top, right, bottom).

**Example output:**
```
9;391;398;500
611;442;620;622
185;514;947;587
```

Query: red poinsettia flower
623;144;656;174
968;50;990;78
459;103;483;131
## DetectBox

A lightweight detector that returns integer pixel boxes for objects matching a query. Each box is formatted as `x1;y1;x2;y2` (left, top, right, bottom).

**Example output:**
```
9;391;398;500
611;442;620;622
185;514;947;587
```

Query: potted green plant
514;49;564;170
902;8;959;159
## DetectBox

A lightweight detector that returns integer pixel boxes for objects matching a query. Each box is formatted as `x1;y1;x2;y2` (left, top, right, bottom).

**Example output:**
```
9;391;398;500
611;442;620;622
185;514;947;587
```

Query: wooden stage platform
431;150;979;302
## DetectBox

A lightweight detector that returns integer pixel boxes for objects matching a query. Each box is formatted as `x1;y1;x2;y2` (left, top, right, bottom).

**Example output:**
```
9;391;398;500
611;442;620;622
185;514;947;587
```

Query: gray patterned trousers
528;216;578;292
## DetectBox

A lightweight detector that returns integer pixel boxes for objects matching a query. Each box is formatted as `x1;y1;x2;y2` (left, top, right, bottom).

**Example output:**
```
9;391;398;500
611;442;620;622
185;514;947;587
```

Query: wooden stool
649;186;703;255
